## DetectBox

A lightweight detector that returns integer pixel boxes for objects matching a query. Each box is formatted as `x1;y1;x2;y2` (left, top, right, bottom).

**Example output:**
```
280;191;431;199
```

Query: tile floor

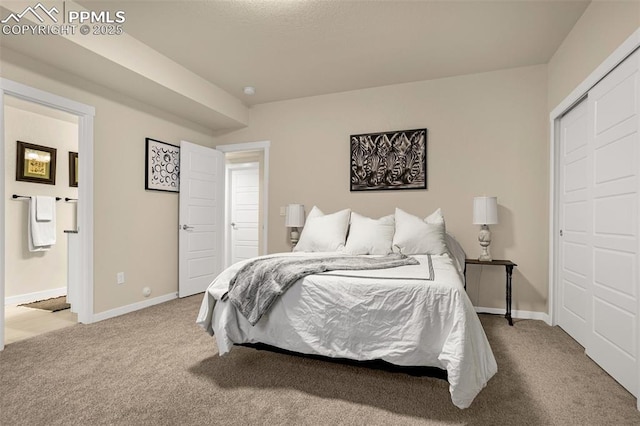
4;304;77;345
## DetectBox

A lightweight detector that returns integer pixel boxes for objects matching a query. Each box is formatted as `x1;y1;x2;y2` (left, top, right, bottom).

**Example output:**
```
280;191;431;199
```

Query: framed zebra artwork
350;128;427;191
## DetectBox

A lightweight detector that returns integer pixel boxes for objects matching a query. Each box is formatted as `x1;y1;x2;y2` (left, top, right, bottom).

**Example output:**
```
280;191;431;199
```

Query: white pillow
344;212;395;255
392;208;447;255
425;208;443;224
293;206;351;252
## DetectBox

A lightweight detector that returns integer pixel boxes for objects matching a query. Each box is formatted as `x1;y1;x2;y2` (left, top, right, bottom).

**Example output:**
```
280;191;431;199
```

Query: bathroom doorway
1;78;95;351
3;95;79;344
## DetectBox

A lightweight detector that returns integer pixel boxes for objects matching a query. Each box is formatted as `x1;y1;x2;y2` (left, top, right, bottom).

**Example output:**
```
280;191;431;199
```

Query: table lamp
473;196;498;261
285;204;305;247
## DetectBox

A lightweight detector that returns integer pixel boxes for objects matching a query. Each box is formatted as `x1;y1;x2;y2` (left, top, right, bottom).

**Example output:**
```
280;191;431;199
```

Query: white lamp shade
285;204;305;227
473;196;498;225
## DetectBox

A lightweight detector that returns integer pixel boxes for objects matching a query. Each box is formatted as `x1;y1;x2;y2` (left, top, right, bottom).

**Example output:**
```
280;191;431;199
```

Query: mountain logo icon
1;2;59;24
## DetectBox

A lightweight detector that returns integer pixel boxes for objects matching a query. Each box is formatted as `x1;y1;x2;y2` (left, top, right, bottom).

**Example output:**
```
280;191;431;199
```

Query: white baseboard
91;292;178;323
475;306;550;325
5;287;67;306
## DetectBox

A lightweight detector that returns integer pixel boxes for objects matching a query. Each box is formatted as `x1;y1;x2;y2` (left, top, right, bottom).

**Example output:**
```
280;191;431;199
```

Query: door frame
0;78;95;351
225;161;260;267
216;141;270;260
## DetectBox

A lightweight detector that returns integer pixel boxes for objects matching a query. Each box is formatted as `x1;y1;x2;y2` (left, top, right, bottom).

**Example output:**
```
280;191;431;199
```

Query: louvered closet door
586;49;640;396
558;99;591;348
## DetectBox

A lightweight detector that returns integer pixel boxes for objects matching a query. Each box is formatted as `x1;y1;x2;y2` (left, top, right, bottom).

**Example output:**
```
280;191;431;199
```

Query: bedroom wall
4;103;78;299
1;48;217;314
547;0;640;112
215;64;549;314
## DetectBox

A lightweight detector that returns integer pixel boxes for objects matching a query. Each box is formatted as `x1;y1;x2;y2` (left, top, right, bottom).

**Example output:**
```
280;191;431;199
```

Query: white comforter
196;252;497;409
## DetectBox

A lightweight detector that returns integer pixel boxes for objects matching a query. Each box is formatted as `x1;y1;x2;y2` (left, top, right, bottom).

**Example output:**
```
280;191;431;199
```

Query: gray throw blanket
223;253;419;326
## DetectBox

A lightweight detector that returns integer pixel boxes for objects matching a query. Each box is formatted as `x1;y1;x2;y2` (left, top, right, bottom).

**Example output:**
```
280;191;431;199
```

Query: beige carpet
1;295;639;425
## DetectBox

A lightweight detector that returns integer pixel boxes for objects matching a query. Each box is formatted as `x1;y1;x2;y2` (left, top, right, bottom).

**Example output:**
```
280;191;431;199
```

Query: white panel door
586;50;639;396
558;99;591;347
228;164;259;265
178;141;225;298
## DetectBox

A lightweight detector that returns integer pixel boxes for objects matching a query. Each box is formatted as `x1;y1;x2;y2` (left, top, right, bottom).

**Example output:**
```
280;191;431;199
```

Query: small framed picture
16;141;57;185
145;138;180;192
69;151;78;187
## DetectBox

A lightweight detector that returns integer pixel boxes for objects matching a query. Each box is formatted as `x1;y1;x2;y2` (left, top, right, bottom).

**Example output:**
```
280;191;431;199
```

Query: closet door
558;99;592;348
586;49;640;396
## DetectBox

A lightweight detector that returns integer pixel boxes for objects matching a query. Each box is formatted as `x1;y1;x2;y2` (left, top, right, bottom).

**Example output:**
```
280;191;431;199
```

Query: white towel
35;196;54;221
29;196;56;252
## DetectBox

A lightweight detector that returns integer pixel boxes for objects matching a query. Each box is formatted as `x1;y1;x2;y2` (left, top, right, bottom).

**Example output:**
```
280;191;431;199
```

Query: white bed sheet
196;252;497;409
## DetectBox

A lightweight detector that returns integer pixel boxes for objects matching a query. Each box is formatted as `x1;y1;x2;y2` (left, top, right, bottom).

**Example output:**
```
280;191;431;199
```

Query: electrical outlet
116;272;125;285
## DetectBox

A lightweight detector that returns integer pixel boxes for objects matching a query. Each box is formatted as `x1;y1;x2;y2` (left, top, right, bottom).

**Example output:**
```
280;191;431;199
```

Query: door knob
182;224;194;231
230;222;237;230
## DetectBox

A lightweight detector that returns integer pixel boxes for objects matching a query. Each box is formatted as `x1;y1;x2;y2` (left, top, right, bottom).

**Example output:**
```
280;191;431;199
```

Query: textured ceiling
84;0;589;105
1;1;590;130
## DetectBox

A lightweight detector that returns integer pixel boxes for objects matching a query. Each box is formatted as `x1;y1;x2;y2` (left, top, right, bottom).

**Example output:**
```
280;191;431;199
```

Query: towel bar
12;194;62;201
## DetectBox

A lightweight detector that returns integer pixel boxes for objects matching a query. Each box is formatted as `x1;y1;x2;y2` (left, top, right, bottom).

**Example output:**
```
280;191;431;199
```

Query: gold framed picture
69;151;78;187
16;141;57;185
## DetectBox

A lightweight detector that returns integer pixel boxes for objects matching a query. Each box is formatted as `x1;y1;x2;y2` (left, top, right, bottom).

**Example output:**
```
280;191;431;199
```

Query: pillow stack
294;206;448;256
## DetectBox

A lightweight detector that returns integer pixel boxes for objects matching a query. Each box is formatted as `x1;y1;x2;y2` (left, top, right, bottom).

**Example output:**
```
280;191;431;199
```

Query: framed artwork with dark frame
145;138;180;192
16;141;57;185
69;151;78;187
350;128;427;191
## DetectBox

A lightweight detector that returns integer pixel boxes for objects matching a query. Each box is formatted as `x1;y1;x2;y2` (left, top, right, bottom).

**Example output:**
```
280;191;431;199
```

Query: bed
196;207;497;409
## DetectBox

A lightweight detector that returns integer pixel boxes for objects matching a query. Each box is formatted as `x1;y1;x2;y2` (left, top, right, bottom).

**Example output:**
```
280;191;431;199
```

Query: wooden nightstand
464;259;517;326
